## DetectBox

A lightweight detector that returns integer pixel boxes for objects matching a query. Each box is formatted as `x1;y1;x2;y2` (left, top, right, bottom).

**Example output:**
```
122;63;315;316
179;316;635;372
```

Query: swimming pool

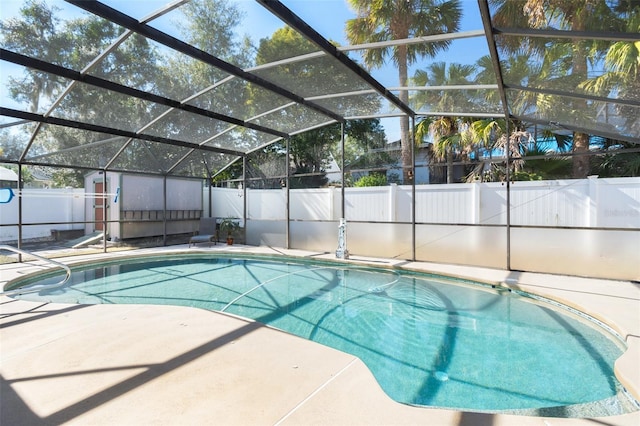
8;254;634;415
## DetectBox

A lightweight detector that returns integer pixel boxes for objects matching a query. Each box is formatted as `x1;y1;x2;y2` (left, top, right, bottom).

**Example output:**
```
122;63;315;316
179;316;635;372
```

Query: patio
1;245;638;425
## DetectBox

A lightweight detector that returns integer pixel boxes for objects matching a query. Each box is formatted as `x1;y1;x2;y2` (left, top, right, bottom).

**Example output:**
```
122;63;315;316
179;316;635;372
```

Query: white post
587;175;599;227
389;183;397;222
472;182;481;224
336;218;349;259
329;187;335;221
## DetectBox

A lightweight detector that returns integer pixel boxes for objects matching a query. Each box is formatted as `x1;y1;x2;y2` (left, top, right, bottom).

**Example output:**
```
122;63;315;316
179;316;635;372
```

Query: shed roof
0;166;18;182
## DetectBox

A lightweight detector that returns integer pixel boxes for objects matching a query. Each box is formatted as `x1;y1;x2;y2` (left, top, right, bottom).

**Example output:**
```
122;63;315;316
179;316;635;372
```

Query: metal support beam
340;122;346;219
17;165;23;261
477;0;511;121
494;27;640;42
505;83;640;108
285;137;290;249
411;116;416;262
1;107;246;157
478;0;512;271
163;175;167;246
102;170;108;253
505;120;511;271
242;156;247;244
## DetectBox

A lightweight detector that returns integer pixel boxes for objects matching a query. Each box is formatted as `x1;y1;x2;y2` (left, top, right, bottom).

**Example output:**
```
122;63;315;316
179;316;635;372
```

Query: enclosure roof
1;0;638;178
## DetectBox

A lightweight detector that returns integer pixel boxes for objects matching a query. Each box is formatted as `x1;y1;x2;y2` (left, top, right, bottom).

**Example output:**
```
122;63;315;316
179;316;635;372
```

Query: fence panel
596;177;640;228
509;180;589;227
345;186;392;222
210;188;244;219
247;189;285;221
291;188;335;221
415;183;474;224
0;188;85;242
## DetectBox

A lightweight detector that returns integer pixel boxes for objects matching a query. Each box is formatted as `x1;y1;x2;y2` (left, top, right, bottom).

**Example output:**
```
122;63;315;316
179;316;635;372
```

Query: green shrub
354;174;387;187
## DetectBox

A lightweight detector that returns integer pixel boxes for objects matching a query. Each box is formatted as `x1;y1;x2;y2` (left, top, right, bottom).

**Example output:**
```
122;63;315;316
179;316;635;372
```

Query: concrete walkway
1;245;638;425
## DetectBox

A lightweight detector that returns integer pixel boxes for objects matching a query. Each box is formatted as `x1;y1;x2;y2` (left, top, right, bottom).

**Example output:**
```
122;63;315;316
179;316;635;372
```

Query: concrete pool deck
1;244;638;425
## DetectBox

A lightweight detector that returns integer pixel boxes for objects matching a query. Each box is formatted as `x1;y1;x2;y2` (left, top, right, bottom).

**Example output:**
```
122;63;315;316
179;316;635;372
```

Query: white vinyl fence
211;176;640;229
0;188;85;242
2;177;638;280
211;177;639;281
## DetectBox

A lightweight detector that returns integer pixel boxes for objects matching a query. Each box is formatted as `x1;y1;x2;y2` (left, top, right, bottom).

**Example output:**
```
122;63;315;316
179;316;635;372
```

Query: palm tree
476;53;542;117
581;6;640;137
427;116;475;183
468;118;533;181
413;62;481;112
345;0;462;183
581;5;640;178
490;0;620;178
467;54;543;182
412;61;479;183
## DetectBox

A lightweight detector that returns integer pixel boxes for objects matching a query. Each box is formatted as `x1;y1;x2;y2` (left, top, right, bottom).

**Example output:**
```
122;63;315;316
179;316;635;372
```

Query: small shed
84;171;203;241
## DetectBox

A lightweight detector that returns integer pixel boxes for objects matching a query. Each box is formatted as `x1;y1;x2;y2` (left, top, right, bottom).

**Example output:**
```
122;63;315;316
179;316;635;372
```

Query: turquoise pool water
11;255;630;414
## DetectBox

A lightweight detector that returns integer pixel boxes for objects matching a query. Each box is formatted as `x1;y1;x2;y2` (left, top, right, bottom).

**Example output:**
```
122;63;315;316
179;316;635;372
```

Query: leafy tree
255;26;309;64
340;119;391;173
211;157;244;186
598;150;640;177
2;2;163;171
253;27;381;131
0;127;28;162
468;54;571;182
244;143;287;189
289;127;337;188
253;27;333;188
51;168;83;187
1;0;66;112
165;0;253;157
518;146;572;180
413;62;482;112
287;119;389;189
255;26;381;115
480;53;543;117
466;118;537;182
253;27;387;188
0;163;34;186
2;0;253;176
48;18;162;170
412;62;479;183
590;138;640;178
346;0;462;183
150;0;261;181
178;0;249;65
